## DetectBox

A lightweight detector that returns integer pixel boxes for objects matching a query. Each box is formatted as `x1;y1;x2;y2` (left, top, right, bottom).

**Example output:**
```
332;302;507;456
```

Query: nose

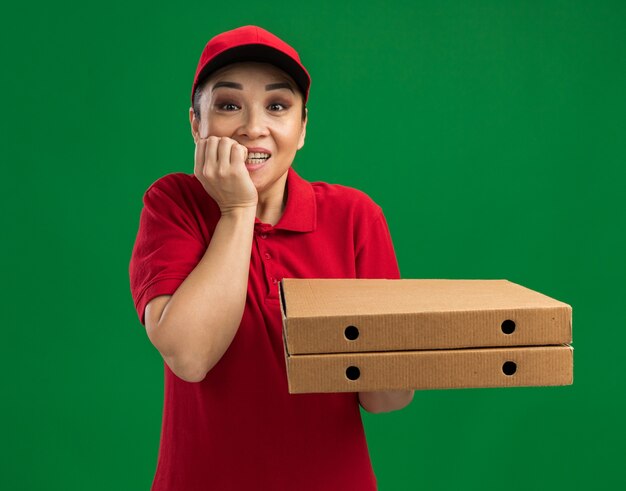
236;104;270;139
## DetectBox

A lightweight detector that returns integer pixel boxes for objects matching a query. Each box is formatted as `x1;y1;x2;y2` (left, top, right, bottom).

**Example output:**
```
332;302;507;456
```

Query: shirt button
260;233;268;239
272;277;278;284
264;252;271;260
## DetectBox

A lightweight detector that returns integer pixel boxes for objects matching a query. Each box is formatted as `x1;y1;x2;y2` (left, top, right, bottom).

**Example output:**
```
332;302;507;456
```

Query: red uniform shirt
129;165;401;490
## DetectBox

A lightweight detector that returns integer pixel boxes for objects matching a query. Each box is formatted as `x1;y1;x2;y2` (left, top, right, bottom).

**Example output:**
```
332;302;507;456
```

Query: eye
217;102;239;111
269;102;289;111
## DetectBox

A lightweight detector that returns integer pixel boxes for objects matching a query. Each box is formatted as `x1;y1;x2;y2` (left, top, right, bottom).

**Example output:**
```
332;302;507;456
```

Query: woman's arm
354;207;414;413
150;206;256;382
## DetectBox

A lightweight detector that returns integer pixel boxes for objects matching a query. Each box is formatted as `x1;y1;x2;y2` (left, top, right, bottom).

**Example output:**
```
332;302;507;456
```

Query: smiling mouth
245;153;271;165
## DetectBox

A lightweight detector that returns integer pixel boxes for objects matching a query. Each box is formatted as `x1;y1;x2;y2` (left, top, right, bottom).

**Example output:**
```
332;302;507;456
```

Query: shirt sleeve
355;208;401;280
129;180;207;327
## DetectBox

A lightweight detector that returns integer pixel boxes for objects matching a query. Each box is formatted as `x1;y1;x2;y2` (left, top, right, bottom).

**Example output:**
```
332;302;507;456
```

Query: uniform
129;165;401;490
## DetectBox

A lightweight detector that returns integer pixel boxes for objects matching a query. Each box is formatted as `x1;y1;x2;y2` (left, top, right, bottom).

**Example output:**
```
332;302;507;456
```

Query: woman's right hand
194;136;259;215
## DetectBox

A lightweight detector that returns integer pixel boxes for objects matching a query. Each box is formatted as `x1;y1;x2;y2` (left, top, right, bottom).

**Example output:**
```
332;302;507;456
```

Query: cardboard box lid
279;278;572;353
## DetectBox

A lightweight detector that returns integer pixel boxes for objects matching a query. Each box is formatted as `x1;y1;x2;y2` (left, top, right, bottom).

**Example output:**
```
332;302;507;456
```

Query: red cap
191;25;311;106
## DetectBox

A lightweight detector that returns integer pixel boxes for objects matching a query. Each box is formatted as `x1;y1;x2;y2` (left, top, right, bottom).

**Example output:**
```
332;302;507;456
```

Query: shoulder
142;172;221;218
145;172;202;198
310;180;383;220
144;172;214;205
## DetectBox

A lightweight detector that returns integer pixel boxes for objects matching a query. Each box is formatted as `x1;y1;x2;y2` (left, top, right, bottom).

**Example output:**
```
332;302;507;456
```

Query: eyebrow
211;81;295;94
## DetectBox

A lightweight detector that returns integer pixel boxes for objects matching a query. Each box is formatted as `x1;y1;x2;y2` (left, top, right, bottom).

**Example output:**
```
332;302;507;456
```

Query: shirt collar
254;166;317;233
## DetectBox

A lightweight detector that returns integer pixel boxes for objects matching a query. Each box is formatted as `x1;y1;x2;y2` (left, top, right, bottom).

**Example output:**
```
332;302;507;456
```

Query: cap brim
194;44;310;102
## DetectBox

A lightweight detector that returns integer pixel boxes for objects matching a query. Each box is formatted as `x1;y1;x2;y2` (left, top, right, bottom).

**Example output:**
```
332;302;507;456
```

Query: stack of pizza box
278;278;573;394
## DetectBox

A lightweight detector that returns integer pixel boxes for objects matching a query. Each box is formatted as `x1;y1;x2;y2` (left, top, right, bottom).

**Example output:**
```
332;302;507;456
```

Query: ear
297;108;307;150
190;107;201;143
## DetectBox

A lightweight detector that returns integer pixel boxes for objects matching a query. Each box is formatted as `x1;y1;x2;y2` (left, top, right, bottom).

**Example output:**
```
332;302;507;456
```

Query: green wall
2;1;625;489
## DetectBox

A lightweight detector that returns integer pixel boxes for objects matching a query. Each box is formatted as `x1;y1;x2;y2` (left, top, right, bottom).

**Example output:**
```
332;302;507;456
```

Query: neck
255;170;289;226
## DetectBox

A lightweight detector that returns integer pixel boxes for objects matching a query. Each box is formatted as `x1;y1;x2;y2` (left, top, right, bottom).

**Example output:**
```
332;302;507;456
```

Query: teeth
247;152;270;158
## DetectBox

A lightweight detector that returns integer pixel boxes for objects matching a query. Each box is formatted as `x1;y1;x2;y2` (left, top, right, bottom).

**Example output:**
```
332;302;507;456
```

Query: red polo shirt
129;165;401;490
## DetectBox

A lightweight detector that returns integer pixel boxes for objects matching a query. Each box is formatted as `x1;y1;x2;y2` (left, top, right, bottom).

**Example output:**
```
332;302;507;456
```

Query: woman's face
189;61;307;195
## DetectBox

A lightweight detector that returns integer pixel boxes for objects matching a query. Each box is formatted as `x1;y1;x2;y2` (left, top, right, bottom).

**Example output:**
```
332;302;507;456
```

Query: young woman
129;25;413;490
